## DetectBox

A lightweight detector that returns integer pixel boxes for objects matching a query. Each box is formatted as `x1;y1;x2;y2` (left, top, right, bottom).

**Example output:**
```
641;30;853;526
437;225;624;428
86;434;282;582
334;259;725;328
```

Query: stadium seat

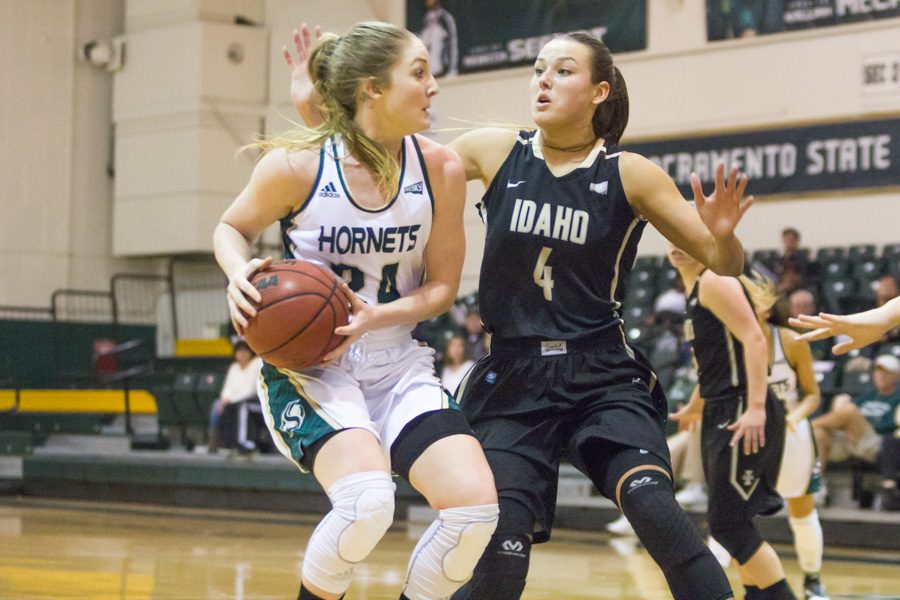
816;246;847;264
847;244;877;265
751;248;779;271
633;255;661;271
821;279;856;313
624;285;655;309
821;257;850;281
814;362;839;398
195;370;224;427
627;266;657;291
879;342;900;358
841;369;874;396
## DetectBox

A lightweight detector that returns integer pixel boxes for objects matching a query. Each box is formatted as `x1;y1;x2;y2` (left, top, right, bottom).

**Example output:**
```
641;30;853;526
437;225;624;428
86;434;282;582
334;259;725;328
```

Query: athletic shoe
803;574;829;600
813;482;829;507
674;482;708;508
605;514;635;536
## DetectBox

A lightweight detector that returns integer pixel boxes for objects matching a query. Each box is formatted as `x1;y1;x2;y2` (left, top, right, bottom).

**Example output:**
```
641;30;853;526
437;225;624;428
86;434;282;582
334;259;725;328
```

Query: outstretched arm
284;23;324;127
790;296;900;355
621;156;751;276
699;272;768;455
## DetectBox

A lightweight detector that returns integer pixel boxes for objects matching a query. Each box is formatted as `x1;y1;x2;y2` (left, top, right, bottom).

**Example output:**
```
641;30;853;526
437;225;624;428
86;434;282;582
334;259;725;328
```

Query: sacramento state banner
624;117;900;197
708;0;900;41
406;0;647;78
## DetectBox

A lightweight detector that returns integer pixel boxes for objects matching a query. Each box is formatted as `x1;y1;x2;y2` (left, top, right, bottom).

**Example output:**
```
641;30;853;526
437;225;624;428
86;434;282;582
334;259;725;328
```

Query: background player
216;22;498;600
670;242;797;599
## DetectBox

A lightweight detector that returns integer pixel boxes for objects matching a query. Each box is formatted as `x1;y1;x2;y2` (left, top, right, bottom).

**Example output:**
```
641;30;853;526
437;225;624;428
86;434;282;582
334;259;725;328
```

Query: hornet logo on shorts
280;400;306;435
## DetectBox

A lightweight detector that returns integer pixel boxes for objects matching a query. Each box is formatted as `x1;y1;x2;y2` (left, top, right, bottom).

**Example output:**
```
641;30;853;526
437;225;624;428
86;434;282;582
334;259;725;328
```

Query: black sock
298;584;344;600
746;579;795;599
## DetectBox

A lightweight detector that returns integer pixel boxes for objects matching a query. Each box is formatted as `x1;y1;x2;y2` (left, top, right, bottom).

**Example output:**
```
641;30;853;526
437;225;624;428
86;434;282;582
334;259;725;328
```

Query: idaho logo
280;400;306;434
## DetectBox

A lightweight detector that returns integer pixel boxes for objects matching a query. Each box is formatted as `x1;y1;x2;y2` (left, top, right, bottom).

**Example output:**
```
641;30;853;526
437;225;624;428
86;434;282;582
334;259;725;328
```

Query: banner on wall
707;0;900;41
406;0;646;78
624;117;900;197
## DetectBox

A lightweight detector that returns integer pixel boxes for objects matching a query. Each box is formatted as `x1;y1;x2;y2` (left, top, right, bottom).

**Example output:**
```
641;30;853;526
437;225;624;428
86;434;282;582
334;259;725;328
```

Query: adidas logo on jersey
318;182;340;198
404;181;424;195
589;181;608;194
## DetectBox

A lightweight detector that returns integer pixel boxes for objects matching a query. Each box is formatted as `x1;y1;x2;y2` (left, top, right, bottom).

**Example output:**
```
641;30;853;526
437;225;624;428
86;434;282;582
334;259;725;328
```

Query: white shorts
775;418;822;499
258;332;455;472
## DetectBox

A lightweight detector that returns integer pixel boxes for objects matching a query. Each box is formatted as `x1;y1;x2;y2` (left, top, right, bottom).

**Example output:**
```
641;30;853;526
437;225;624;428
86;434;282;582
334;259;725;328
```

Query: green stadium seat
633;255;661;271
624;286;655;309
751;249;779;270
841;369;874;396
847;244;877;265
816;246;846;264
821;279;856;313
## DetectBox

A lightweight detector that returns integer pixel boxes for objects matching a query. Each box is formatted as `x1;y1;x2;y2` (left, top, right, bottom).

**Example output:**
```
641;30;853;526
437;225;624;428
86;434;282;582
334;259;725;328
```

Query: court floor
0;499;898;599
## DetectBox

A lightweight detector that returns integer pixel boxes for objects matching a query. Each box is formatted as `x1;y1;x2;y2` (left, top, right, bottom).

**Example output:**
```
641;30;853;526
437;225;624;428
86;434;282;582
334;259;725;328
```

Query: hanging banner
406;0;646;78
707;0;900;41
624;117;900;196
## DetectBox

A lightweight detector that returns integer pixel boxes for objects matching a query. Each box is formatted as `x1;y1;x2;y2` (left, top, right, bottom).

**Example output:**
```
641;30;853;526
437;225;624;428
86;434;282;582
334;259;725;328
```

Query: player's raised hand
283;22;324;126
790;309;888;355
692;163;753;241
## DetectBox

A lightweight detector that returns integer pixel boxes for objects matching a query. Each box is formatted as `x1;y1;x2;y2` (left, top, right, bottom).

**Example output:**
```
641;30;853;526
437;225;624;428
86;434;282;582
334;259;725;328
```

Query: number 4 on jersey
533;246;554;301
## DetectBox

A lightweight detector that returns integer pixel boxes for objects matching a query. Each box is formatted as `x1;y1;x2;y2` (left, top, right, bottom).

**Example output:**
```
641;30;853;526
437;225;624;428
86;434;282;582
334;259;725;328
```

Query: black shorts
702;390;785;519
457;328;671;543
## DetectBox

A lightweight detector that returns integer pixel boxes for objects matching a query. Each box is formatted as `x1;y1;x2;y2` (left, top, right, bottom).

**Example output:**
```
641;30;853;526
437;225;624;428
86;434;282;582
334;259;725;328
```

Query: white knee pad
302;471;395;594
403;503;499;600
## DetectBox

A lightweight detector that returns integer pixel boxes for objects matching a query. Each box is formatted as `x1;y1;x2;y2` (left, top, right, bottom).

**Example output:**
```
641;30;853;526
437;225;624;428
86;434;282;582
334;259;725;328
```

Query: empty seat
847;244;877;264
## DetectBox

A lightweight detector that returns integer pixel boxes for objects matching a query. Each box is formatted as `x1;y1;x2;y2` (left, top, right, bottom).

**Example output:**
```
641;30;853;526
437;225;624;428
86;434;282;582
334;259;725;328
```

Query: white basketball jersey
281;135;434;341
768;325;799;410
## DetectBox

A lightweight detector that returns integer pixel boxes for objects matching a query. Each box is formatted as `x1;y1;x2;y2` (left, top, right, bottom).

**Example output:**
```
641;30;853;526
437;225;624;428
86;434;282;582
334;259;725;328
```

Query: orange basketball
243;260;351;370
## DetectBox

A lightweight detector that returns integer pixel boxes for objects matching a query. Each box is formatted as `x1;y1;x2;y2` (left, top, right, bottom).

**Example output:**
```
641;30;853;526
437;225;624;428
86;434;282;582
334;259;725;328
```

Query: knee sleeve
302;471;395;594
617;469;733;600
707;504;764;565
450;532;532;600
403;503;499;600
746;579;796;600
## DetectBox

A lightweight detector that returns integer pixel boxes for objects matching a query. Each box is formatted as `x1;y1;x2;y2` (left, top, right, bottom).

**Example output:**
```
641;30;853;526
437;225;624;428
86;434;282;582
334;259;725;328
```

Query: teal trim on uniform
806;418;823;495
335;137;406;213
283;146;325;223
279;146;326;259
411;135;435;213
259;363;338;471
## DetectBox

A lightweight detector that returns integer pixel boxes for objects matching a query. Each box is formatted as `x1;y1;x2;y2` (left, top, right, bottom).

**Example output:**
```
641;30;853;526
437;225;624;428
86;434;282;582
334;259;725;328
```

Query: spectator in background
776;227;811;295
464;310;489;362
811;354;900;503
208;339;263;454
789;288;817;320
654;276;687;315
875;275;900;345
441;335;475;398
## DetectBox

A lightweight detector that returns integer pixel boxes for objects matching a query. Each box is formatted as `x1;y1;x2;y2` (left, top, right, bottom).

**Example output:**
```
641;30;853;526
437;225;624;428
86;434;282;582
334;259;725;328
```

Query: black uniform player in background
670;241;797;600
446;34;757;600
289;26;754;600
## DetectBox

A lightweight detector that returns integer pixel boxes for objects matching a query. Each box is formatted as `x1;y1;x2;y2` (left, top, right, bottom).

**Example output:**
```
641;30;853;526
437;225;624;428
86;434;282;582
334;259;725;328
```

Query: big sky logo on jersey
318;224;422;255
508;198;589;245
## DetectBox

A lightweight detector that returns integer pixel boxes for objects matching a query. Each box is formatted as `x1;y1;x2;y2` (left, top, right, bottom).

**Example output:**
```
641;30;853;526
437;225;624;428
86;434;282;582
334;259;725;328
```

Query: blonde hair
739;272;779;318
254;22;412;194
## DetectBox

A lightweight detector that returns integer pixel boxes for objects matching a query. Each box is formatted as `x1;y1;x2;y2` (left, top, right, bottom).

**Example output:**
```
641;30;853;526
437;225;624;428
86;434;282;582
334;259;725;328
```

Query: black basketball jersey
477;130;646;340
684;272;751;399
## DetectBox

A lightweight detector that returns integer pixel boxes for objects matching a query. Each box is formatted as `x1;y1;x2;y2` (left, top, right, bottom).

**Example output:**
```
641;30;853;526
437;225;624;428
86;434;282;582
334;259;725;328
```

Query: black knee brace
746;579;796;599
616;468;733;600
451;498;533;600
707;503;764;565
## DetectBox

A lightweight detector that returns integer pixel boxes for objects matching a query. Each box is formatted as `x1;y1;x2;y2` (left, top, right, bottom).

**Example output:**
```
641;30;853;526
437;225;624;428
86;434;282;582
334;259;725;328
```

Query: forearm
366;280;457;331
214;222;254;279
792;392;821;421
877;296;900;329
743;338;769;410
706;232;745;277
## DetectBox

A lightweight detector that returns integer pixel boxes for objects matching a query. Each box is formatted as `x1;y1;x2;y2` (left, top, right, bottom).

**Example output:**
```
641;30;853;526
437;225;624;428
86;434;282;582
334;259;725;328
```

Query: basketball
243;259;351;370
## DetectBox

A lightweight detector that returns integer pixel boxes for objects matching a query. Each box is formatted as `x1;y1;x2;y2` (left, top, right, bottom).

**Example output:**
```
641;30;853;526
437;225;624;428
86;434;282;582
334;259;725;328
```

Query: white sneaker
675;483;708;508
707;536;732;568
813;482;828;507
606;514;636;536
